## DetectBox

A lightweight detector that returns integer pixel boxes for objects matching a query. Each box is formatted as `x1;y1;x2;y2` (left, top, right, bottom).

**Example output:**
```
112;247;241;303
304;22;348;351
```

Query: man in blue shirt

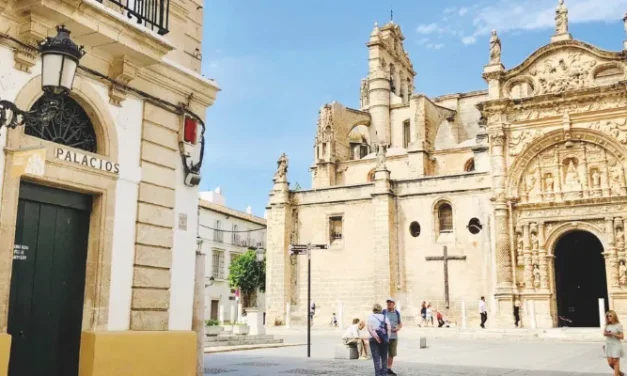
383;298;402;375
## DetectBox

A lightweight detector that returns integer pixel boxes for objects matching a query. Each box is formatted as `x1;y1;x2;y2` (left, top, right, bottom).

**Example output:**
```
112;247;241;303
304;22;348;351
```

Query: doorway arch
554;230;608;327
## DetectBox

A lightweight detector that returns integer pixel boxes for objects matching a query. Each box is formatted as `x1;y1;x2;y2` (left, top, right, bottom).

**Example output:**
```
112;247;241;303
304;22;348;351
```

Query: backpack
373;314;389;343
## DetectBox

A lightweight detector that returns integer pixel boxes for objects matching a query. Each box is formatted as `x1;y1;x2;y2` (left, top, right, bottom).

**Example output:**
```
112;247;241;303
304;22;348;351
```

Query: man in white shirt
342;318;369;359
479;296;487;329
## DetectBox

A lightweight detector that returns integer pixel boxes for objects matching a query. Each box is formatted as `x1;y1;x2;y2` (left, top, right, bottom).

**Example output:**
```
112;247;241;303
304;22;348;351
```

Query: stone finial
375;143;387;170
371;21;379;36
489;29;501;65
274;153;288;182
623;12;627;50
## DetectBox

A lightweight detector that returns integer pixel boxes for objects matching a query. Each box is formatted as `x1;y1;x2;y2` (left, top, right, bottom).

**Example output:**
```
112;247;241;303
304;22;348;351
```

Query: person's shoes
387;369;397;375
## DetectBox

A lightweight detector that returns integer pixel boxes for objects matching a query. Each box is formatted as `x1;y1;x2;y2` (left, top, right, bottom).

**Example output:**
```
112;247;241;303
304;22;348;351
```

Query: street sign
311;244;329;250
289;244;329;255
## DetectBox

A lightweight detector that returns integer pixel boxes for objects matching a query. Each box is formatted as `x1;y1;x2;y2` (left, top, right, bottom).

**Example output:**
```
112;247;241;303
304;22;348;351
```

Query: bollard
230;305;236;323
219;303;224;323
461;300;467;329
286;302;291;328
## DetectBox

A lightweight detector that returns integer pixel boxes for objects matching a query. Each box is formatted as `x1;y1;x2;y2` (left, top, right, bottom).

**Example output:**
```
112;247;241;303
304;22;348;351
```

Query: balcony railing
97;0;171;35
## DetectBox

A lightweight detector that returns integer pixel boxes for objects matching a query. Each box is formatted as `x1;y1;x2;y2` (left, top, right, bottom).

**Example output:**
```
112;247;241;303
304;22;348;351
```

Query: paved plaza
204;330;615;375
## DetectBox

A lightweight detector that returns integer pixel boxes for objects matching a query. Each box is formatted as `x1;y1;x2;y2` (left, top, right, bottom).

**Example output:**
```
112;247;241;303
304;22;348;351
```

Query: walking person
383;298;402;375
479;296;488;329
426;303;433;327
367;303;391;376
604;310;625;376
513;297;521;328
419;301;427;327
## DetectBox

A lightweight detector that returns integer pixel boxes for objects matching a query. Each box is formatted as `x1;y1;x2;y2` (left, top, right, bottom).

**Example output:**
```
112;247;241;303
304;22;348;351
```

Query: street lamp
255;247;265;263
206;276;215;287
0;25;84;129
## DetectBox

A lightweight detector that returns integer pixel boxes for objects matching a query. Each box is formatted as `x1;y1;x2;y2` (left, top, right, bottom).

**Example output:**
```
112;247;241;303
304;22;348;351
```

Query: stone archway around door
553;230;609;327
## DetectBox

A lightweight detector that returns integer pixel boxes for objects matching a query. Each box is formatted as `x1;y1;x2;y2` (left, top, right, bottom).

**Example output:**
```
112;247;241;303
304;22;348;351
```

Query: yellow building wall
79;331;196;376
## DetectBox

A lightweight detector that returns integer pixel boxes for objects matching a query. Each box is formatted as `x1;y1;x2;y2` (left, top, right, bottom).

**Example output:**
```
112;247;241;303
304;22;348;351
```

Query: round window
409;221;421;237
468;218;482;234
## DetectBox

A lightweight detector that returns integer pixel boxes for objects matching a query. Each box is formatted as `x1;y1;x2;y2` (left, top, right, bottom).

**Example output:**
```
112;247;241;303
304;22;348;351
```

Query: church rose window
409;222;421;237
25;94;97;153
438;203;453;233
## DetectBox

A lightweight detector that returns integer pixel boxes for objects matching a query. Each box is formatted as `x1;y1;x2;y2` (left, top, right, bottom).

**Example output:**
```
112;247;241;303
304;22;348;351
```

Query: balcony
96;0;171;35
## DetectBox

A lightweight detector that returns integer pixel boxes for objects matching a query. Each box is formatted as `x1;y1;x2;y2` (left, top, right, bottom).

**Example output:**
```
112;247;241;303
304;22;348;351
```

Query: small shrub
205;319;220;326
274;317;284;326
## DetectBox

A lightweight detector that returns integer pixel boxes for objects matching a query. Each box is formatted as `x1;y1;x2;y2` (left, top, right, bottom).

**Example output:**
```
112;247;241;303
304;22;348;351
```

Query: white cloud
443;7;457;14
459;7;470;16
426;43;445;50
417;23;439;34
469;0;627;38
417;37;430;45
461;36;477;45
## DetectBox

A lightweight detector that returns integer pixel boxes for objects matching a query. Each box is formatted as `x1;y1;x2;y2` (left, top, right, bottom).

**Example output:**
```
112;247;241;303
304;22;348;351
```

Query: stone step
205;337;284;348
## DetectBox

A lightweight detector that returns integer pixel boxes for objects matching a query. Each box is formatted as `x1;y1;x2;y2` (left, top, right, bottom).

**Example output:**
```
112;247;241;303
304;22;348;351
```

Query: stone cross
425;246;467;309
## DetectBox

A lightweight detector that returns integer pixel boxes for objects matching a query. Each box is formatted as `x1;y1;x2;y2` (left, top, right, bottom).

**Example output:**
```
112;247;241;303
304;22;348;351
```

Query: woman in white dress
604;310;625;376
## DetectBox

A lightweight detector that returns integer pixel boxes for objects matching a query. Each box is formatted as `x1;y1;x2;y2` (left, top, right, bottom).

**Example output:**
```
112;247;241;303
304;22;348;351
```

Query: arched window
464;158;475;172
25;93;98;153
389;64;396;93
437;203;453;233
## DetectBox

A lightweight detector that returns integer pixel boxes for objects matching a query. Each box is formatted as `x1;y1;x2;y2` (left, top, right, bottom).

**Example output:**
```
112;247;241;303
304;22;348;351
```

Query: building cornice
199;200;266;226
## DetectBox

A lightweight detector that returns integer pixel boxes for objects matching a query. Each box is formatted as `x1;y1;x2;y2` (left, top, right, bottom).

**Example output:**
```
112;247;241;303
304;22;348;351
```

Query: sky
200;0;627;217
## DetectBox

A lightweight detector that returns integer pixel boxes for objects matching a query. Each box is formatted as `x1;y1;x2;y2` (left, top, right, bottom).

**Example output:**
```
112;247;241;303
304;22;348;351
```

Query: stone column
193;250;206;376
265;172;293;324
606;217;619;288
371;162;395;302
522;223;533;290
538;222;549;290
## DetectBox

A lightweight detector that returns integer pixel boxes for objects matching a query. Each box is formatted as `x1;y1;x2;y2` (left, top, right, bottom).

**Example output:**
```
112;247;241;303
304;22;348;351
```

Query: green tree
228;249;266;308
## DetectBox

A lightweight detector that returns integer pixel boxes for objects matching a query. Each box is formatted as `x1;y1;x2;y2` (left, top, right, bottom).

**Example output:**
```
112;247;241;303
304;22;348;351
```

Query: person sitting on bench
342;318;370;359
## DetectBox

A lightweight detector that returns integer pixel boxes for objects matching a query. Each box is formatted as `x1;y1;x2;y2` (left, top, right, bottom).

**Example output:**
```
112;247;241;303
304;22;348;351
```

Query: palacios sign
55;147;120;174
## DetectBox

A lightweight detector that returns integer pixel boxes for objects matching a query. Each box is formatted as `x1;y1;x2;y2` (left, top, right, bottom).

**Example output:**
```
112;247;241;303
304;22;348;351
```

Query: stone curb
204;343;306;354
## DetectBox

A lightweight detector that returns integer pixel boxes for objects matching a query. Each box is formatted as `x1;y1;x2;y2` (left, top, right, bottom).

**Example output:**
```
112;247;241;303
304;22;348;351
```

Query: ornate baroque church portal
265;0;627;329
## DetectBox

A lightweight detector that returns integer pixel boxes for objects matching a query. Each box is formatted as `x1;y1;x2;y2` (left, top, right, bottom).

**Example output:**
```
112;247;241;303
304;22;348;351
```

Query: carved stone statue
526;173;538;193
376;144;387;169
318;104;333;130
360;79;369;108
517;233;524;251
591;169;601;189
555;0;569;36
531;233;539;250
489;30;501;65
610;163;624;194
533;265;541;289
620;260;627;286
544;173;555;193
563;159;581;190
617;227;625;249
274;153;288;181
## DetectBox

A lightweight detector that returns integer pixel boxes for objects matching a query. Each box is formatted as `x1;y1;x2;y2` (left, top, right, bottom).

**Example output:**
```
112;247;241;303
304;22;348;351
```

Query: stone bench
334;344;359;360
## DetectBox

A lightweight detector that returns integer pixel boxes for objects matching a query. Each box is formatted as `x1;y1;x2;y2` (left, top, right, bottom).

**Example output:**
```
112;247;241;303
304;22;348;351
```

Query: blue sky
200;0;627;216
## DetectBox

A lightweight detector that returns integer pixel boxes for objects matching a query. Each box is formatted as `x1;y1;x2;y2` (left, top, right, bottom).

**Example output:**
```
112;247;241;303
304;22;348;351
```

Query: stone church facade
266;1;627;329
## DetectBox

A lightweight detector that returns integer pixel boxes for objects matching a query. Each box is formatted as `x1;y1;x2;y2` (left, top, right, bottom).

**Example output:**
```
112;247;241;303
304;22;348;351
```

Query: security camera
185;173;201;187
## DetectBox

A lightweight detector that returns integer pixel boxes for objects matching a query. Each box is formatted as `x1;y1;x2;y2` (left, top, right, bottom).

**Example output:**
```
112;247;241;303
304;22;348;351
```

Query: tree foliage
228;249;266;307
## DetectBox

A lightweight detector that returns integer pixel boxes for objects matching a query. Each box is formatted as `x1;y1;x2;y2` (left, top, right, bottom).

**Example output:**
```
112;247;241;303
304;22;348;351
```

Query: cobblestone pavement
204;333;614;375
204;353;608;375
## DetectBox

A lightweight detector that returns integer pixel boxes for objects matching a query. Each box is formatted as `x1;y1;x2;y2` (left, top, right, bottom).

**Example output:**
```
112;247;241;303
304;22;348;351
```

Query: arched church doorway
554;230;609;327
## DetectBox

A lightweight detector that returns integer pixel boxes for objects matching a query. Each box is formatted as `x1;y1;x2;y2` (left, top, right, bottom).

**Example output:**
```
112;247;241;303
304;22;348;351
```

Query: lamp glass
41;54;63;89
60;57;78;92
256;248;265;262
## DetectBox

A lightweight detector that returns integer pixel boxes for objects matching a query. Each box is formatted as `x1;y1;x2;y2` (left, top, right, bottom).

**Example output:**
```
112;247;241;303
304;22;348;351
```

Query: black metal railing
97;0;170;35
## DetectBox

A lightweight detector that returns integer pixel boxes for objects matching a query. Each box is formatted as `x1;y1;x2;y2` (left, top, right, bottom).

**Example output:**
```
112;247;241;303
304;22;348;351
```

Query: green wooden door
7;182;92;376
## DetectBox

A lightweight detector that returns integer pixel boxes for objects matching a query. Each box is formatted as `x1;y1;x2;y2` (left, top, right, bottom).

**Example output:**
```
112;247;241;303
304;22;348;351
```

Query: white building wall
198;201;266;324
168;160;200;330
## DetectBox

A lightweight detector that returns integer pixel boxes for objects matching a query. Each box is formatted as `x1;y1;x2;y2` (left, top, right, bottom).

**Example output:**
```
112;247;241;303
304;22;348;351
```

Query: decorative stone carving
544;173;555;193
591;168;602;189
563;158;581;191
620;260;627;286
531;233;539;250
609;162;625;195
507;97;627;123
516;231;524;266
617;227;625;249
529;51;597;94
376;144;387;170
587;119;627;144
360;79;369;108
509;129;543;156
533;264;542;289
109;57;138;107
274;153;288;181
14;49;38;73
317;104;333;130
489;30;501;65
554;0;569;36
